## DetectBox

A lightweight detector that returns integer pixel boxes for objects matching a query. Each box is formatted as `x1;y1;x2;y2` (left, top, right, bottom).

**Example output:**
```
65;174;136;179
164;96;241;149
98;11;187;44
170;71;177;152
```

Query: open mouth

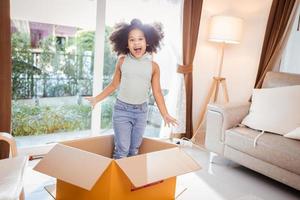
133;47;142;54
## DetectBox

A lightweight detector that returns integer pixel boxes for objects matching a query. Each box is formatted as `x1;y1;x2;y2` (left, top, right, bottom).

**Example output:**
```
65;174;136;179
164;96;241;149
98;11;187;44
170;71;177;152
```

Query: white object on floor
0;156;28;200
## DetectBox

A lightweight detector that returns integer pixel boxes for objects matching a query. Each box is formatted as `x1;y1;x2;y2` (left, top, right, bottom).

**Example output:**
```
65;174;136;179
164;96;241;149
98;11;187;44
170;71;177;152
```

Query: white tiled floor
24;144;300;200
176;146;300;200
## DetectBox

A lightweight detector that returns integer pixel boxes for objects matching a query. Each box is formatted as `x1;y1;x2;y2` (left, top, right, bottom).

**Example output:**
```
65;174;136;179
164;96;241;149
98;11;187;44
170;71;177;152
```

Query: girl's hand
85;96;97;109
163;114;178;127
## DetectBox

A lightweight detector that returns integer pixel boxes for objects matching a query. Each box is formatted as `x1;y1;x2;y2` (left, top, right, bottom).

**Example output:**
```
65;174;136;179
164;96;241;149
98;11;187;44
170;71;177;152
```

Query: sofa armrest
0;132;17;157
205;102;250;155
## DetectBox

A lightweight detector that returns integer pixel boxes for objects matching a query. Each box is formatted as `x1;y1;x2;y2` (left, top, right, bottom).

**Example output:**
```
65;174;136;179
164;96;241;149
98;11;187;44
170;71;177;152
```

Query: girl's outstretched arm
151;62;178;127
85;56;124;108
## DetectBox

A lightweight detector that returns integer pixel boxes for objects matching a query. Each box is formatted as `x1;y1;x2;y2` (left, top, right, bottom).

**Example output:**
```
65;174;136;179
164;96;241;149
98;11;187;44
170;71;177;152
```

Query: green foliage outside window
12;26;117;135
12;102;91;136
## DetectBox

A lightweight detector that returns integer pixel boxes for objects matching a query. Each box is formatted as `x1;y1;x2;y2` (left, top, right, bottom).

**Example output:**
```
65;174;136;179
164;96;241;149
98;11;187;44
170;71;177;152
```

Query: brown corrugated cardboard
34;134;201;200
34;144;111;190
61;134;114;157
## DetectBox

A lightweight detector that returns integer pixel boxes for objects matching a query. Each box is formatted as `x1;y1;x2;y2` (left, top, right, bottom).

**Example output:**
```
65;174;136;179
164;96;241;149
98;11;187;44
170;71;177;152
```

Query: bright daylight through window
10;0;183;149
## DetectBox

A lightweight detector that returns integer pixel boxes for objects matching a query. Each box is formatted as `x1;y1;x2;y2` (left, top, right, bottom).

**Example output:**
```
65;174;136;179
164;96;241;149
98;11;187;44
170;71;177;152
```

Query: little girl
86;19;177;159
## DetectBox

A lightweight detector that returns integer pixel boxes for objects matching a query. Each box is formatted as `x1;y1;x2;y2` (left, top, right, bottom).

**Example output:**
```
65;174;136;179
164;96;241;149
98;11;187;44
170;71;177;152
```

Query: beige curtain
177;0;203;139
0;0;11;159
255;0;299;88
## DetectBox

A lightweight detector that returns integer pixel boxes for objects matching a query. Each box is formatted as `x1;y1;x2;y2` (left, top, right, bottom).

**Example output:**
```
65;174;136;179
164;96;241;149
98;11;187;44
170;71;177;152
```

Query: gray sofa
205;71;300;190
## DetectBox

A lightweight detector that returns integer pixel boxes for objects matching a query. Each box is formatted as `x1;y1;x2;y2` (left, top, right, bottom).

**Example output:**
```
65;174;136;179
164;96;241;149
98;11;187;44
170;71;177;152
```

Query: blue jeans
112;99;148;159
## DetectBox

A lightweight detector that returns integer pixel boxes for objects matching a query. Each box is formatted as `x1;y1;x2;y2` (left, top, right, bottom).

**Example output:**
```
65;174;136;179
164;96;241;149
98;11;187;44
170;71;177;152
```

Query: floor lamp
193;15;243;143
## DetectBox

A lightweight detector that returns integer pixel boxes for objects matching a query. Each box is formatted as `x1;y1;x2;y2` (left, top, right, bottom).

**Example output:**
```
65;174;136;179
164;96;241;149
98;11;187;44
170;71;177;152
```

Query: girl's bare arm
85;56;124;108
151;62;178;127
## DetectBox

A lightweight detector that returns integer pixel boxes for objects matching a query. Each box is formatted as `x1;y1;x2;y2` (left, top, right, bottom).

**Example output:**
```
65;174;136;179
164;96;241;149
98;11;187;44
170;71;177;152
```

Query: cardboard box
34;134;200;200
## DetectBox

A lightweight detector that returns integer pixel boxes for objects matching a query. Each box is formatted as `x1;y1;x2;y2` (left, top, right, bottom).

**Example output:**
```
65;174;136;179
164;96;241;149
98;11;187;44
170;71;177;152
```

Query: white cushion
284;127;300;140
242;85;300;135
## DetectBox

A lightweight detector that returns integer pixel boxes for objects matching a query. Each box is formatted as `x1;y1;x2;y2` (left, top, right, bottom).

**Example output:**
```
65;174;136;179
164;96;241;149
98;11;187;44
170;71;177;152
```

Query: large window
11;0;98;147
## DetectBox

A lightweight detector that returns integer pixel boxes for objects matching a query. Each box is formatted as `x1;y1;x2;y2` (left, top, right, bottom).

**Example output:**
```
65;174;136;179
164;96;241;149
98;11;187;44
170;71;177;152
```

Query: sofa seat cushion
225;127;300;175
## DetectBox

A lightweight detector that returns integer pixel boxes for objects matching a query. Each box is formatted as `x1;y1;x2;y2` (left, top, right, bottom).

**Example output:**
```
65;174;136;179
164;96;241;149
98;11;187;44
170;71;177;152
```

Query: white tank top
117;53;152;104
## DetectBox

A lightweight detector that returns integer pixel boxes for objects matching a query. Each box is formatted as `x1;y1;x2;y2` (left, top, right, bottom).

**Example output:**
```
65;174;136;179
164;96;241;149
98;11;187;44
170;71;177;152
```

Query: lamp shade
208;15;243;44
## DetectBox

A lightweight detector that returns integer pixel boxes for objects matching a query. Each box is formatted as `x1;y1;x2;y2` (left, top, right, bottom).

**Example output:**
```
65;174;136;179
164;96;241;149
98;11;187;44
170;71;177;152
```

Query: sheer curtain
151;0;185;138
159;0;203;138
255;0;299;88
280;3;300;74
157;42;186;138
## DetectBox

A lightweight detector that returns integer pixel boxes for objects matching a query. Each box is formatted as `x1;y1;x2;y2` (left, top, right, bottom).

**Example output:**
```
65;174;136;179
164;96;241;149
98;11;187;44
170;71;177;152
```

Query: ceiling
11;0;97;30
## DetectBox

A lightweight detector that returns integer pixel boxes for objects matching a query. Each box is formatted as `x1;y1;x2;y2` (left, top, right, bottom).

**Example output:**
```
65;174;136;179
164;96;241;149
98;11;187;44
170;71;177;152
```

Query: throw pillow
284;127;300;140
242;85;300;135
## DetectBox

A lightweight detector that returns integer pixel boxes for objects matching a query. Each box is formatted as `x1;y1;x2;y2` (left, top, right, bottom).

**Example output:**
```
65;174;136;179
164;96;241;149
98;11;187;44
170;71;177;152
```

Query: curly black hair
109;19;164;55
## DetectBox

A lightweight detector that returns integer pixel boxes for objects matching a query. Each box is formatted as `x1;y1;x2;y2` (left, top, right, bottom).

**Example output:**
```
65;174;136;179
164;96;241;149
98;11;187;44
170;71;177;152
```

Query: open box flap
138;137;178;154
33;144;112;190
116;147;201;187
61;134;114;158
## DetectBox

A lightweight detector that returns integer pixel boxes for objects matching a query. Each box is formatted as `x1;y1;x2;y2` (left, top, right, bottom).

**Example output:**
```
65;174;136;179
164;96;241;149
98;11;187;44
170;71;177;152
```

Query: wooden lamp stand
192;42;229;143
191;15;243;144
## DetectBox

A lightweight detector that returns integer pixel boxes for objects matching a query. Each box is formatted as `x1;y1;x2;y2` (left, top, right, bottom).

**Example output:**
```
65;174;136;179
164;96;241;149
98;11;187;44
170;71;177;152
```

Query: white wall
192;0;272;128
